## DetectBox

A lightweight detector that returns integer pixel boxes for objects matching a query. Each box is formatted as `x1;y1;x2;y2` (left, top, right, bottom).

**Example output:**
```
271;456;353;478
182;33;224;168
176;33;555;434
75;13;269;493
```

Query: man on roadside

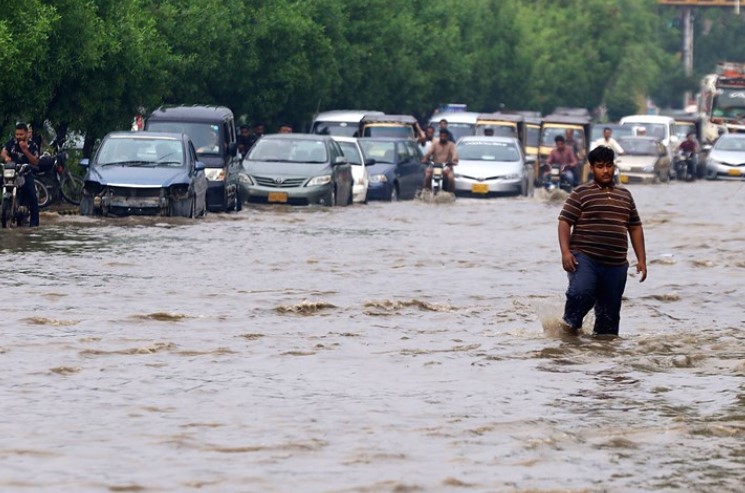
237;124;252;157
544;135;578;185
591;127;624;155
558;145;647;336
421;128;458;191
1;123;40;226
247;122;265;149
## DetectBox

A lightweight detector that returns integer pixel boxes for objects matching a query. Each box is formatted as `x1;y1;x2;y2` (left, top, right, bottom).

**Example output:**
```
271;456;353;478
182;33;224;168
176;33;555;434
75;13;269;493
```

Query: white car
453;136;532;197
705;133;745;180
332;136;369;203
620;114;677;155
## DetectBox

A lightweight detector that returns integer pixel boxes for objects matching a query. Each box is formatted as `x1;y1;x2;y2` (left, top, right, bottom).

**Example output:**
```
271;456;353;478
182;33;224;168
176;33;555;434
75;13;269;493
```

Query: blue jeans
563;252;628;335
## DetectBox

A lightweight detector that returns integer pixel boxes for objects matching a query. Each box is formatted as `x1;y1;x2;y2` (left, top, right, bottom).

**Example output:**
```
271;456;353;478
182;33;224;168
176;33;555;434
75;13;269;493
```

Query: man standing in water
558;145;647;335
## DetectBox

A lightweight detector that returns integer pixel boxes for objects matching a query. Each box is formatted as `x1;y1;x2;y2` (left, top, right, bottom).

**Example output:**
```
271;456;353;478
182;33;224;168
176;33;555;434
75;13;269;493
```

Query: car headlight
238;174;254;185
504;173;521;180
204;168;226;181
369;174;387;183
307;175;332;187
643;166;654;173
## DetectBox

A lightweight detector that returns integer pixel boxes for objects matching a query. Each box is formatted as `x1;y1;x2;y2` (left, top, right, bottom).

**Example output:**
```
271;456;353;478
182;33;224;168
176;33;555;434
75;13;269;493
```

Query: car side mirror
334;156;348;165
702;144;712;152
364;158;376;166
227;142;237;157
80;158;90;168
195;161;206;171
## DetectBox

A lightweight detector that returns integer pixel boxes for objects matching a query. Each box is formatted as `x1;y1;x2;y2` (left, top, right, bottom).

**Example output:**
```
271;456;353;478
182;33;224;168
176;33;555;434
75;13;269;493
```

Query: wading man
558;145;647;335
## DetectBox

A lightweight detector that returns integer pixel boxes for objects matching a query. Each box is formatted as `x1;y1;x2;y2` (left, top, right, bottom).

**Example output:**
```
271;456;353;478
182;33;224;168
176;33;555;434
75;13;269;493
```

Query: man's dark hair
254;122;265;128
439;119;448;125
15;122;28;131
554;135;565;144
280;123;292;129
603;127;612;132
588;145;615;165
239;124;250;131
439;128;450;136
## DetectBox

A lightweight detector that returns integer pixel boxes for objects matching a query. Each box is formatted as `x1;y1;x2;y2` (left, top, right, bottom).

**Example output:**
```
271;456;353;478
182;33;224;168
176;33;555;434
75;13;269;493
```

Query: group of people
237;122;293;158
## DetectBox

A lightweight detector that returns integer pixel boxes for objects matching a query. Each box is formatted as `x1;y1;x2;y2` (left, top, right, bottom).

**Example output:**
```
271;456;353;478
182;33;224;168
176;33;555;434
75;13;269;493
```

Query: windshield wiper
156;161;183;166
100;160;154;167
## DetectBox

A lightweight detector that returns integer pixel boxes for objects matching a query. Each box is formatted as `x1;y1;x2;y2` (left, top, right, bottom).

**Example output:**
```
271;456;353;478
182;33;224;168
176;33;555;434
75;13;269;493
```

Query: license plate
471;183;489;194
728;168;741;176
620;175;629;184
267;192;288;203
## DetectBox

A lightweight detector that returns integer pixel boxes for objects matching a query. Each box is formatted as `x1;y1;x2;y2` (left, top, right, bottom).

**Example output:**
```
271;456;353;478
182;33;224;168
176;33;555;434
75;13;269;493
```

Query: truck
698;62;745;143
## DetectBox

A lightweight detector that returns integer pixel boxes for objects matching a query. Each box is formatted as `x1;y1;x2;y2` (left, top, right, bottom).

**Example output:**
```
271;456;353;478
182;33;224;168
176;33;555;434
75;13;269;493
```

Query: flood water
1;181;743;492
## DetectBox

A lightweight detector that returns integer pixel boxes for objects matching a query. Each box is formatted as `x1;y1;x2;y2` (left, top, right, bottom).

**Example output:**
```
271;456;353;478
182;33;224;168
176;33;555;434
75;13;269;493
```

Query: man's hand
636;261;647;283
562;251;578;272
18;141;28;152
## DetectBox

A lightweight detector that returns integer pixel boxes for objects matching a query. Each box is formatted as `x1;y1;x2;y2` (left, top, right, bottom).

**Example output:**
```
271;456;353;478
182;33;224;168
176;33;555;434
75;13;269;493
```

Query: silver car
453;136;533;196
706;134;745;180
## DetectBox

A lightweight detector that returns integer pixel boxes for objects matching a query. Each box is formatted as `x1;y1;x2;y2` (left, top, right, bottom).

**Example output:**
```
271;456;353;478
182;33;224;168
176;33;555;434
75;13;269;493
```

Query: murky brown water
1;181;743;492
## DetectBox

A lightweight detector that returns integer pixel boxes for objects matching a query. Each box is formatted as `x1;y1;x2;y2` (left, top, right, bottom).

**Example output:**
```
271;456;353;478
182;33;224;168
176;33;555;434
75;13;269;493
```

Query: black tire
35;179;51;209
1;198;10;228
79;195;95;216
60;172;84;205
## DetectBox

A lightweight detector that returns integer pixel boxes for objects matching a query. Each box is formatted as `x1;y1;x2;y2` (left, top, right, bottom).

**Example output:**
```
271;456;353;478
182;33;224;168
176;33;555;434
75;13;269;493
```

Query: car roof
428;112;480;124
147;105;234;123
458;136;520;145
477;112;524;123
107;131;184;141
330;136;359;144
357;137;413;143
261;133;333;141
543;113;592;124
617;136;659;142
361;114;417;124
620;115;674;124
314;110;384;122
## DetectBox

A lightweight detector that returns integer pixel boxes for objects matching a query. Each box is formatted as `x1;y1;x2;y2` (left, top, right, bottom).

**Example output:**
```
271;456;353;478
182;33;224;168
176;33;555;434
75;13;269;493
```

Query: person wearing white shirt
591;127;624;155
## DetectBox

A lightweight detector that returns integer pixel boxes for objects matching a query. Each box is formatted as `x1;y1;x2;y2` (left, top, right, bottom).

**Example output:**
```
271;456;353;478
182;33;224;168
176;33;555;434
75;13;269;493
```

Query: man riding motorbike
675;132;698;181
542;135;578;188
1;122;40;226
421;128;459;191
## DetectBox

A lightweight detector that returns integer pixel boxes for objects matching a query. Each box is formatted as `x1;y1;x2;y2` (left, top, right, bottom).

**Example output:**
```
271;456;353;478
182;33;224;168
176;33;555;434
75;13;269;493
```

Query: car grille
253;176;307;188
460;174;503;181
108;186;162;198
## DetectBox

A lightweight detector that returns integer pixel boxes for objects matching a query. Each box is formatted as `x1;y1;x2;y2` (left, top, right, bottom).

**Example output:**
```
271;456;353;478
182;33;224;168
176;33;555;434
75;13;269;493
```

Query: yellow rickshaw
539;113;592;183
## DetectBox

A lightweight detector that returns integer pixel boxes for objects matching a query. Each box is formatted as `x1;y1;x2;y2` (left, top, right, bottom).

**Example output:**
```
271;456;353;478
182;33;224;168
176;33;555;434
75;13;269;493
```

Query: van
427;112;479;141
311;110;384;137
145;105;241;212
619;115;677;155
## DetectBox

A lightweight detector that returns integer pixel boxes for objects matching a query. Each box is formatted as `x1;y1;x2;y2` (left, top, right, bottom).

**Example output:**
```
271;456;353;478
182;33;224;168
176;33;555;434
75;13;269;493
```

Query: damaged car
79;132;208;217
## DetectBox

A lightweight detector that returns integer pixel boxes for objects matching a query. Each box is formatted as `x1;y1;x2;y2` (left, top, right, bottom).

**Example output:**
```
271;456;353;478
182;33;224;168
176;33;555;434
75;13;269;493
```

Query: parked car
311;110;384;137
332;136;368;204
705;133;745;180
358;138;424;201
615;136;671;184
239;134;354;206
145;105;241;212
453;136;532;196
79;132;208;217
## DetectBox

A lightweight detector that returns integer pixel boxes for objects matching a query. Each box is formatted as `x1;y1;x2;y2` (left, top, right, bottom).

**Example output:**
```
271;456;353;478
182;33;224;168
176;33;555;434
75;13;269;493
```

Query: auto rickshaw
358;114;418;139
475;113;525;141
539;113;592;184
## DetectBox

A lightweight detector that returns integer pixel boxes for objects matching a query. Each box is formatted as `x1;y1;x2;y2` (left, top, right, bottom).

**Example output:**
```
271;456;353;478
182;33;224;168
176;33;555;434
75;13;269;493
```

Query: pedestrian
558;145;647;336
247;122;265;149
237;124;252;157
278;123;293;134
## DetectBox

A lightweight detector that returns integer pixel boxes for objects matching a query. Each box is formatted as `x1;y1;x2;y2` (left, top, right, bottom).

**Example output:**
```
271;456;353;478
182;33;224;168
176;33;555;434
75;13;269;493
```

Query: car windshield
363;126;413;139
622;122;667;140
147;121;223;156
592;126;634;141
247;139;328;163
312;122;358;137
672;123;696;141
457;141;520;162
713;89;745;116
96;138;184;167
617;138;658;156
440;123;475;141
541;127;585;148
475;124;516;138
359;141;396;164
338;142;363;165
526;126;540;147
714;137;745;152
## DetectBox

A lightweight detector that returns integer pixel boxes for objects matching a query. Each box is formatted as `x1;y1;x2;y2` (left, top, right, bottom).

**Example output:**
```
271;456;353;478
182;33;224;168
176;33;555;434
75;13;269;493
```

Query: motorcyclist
676;131;698;179
542;135;578;186
421;128;459;191
1;122;40;226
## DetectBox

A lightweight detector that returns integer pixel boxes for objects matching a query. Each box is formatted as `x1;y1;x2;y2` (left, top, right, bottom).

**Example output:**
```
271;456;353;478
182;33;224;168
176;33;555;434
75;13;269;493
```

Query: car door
329;140;352;203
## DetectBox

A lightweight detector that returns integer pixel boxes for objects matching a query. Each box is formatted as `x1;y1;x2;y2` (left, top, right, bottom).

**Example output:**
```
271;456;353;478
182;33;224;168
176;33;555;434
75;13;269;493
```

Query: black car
145;105;241;212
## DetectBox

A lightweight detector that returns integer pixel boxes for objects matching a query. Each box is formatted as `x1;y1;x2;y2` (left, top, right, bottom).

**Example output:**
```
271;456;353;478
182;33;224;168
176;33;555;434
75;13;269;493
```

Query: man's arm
1;147;10;163
628;225;647;282
20;142;39;166
558;219;577;272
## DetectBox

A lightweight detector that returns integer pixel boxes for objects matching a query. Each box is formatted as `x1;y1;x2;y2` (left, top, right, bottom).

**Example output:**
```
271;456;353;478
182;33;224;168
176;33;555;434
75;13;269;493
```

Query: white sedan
332;136;369;203
706;133;745;180
453;136;533;197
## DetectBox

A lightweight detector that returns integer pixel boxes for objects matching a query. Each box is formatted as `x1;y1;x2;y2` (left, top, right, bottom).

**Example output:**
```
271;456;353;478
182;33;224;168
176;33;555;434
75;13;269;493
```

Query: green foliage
0;0;741;149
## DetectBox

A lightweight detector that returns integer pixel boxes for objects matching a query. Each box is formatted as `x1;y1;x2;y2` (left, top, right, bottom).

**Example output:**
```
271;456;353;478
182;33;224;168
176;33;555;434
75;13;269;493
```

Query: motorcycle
1;162;32;228
430;161;448;195
673;150;697;182
543;163;574;193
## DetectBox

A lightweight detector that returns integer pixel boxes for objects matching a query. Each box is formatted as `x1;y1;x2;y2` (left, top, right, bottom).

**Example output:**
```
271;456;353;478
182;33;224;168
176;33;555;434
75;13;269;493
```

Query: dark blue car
358;138;424;201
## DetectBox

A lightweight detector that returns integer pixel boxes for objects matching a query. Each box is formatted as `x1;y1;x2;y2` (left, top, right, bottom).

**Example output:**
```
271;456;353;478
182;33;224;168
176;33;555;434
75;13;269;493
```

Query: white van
311;110;384;137
428;111;480;141
619;115;678;154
